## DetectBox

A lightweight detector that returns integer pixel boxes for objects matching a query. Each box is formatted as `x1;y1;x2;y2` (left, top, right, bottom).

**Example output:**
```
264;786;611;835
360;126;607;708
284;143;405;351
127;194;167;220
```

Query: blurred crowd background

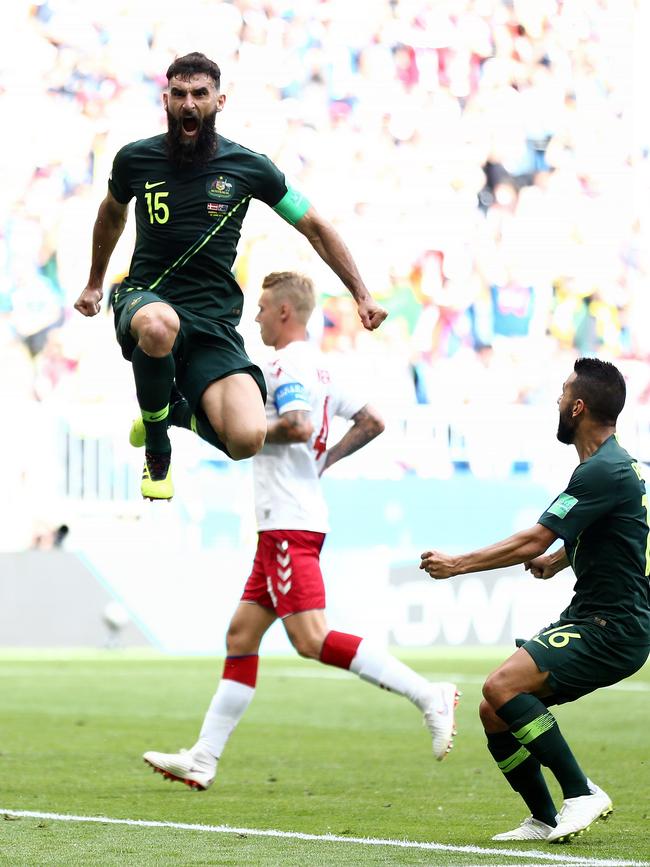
2;0;650;548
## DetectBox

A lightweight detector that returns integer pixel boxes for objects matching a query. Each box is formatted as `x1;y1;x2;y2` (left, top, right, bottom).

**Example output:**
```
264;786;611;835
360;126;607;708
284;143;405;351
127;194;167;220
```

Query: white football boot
492;816;556;841
143;746;217;791
546;780;614;843
546;782;613;843
422;681;461;761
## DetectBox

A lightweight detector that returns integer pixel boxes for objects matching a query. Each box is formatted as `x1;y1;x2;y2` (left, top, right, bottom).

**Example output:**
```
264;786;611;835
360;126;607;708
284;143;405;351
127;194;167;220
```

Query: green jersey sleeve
248;154;310;223
108;144;135;205
538;459;615;544
248;154;289;206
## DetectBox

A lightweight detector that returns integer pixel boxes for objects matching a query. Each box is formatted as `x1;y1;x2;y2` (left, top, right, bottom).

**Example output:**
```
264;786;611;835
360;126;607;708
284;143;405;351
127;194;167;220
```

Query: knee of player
225;623;254;656
478;697;497;726
227;426;266;461
482;670;509;707
135;310;179;353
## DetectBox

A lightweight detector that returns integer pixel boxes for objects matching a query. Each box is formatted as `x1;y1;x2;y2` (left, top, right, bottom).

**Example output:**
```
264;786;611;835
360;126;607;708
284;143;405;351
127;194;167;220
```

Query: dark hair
572;357;626;424
166;53;221;89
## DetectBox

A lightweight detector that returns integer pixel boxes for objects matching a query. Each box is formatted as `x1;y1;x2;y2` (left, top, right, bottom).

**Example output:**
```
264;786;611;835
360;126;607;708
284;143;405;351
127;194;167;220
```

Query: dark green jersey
108;134;308;324
539;435;650;644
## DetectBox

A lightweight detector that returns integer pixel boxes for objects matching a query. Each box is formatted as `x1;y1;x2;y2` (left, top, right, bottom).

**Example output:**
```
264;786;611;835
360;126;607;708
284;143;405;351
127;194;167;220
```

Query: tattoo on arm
324;405;383;468
265;410;313;444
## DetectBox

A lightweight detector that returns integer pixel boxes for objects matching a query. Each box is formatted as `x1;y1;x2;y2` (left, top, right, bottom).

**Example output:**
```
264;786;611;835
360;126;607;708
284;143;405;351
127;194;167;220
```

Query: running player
74;52;387;499
142;271;459;789
420;357;650;844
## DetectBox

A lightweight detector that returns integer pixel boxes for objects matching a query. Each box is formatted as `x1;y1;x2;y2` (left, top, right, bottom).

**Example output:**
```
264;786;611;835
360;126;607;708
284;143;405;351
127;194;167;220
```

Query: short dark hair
572;357;626;424
166;53;221;89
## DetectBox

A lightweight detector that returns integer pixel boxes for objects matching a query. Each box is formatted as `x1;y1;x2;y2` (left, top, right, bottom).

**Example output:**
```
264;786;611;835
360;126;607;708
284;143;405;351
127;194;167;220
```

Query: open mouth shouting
181;114;200;138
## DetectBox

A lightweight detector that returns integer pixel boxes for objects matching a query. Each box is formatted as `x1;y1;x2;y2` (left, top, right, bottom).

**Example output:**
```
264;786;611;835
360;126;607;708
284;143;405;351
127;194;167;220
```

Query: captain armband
272;187;311;225
274;381;311;413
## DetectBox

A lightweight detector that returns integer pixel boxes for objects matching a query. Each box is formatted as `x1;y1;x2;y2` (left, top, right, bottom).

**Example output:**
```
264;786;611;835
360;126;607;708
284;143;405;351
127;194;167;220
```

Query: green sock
169;397;192;432
497;694;590;799
487;730;557;826
132;347;174;454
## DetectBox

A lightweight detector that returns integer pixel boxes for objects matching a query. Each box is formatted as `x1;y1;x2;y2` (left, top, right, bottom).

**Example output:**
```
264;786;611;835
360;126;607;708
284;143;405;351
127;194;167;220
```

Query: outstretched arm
320;404;384;475
420;523;559;579
294;207;387;331
74;190;129;317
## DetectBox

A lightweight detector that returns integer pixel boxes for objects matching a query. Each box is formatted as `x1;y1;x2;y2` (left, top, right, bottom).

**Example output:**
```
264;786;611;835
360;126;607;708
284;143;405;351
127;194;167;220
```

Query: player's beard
556;406;576;444
165;108;218;169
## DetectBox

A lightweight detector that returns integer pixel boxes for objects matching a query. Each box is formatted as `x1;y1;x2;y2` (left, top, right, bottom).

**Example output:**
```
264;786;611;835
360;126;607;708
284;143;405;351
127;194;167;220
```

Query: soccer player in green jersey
74;52;387;500
420;358;650;844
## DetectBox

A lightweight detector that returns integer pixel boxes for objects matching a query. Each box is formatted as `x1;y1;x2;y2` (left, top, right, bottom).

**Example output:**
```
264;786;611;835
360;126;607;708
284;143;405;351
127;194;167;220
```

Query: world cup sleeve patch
547;493;578;519
274;381;310;413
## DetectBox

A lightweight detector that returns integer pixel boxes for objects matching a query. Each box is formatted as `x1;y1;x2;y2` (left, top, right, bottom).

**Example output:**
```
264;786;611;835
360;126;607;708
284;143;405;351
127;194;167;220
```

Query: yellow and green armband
272;186;311;225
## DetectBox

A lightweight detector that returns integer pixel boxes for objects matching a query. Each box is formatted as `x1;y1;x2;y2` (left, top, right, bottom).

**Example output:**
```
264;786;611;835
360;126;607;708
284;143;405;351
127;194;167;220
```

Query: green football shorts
522;616;650;706
113;288;266;409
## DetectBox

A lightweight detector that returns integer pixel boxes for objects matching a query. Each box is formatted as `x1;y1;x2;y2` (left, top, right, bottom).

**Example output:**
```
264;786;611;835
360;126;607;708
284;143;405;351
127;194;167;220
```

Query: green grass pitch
0;648;648;866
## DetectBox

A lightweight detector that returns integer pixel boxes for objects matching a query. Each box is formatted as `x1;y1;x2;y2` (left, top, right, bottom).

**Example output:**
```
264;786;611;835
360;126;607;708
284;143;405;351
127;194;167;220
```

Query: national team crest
208;175;234;199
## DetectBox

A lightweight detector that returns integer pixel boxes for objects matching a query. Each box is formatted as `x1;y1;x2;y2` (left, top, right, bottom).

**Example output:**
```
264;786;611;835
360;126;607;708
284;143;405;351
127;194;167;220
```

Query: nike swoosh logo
144;180;166;189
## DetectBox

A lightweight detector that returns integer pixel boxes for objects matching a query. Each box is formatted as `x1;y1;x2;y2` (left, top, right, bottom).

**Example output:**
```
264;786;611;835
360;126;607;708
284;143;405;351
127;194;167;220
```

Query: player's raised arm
293;206;388;332
74;190;129;317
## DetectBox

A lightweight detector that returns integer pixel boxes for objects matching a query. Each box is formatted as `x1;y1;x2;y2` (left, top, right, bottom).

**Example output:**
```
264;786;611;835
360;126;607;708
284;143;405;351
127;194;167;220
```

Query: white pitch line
1;809;648;867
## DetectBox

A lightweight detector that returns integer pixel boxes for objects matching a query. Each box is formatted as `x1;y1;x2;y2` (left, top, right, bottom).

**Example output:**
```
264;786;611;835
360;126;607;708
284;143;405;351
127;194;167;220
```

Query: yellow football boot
129;416;146;448
141;451;173;500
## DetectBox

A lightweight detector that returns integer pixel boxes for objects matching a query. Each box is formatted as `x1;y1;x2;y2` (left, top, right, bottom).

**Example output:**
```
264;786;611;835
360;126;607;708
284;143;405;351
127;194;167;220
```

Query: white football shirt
253;341;365;532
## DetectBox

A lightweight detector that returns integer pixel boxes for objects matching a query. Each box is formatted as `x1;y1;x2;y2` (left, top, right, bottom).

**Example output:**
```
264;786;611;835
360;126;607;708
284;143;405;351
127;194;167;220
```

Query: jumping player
74;52;387;499
142;271;459;789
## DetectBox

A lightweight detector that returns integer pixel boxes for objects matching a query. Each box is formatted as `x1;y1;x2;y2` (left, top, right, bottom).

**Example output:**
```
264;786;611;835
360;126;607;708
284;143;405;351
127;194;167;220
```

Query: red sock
319;631;363;670
222;654;259;688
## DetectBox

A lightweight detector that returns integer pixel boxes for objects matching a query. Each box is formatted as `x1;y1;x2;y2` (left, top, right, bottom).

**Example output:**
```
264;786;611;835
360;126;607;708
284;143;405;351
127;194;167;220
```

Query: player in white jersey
252;336;349;536
143;272;460;791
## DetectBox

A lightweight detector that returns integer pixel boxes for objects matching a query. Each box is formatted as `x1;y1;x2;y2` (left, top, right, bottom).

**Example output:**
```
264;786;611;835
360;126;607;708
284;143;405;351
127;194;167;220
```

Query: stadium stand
2;0;649;548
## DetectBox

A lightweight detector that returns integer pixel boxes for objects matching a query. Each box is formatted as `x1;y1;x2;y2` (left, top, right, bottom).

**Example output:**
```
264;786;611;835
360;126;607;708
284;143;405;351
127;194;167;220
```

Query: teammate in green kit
420;358;650;845
74;52;387;500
